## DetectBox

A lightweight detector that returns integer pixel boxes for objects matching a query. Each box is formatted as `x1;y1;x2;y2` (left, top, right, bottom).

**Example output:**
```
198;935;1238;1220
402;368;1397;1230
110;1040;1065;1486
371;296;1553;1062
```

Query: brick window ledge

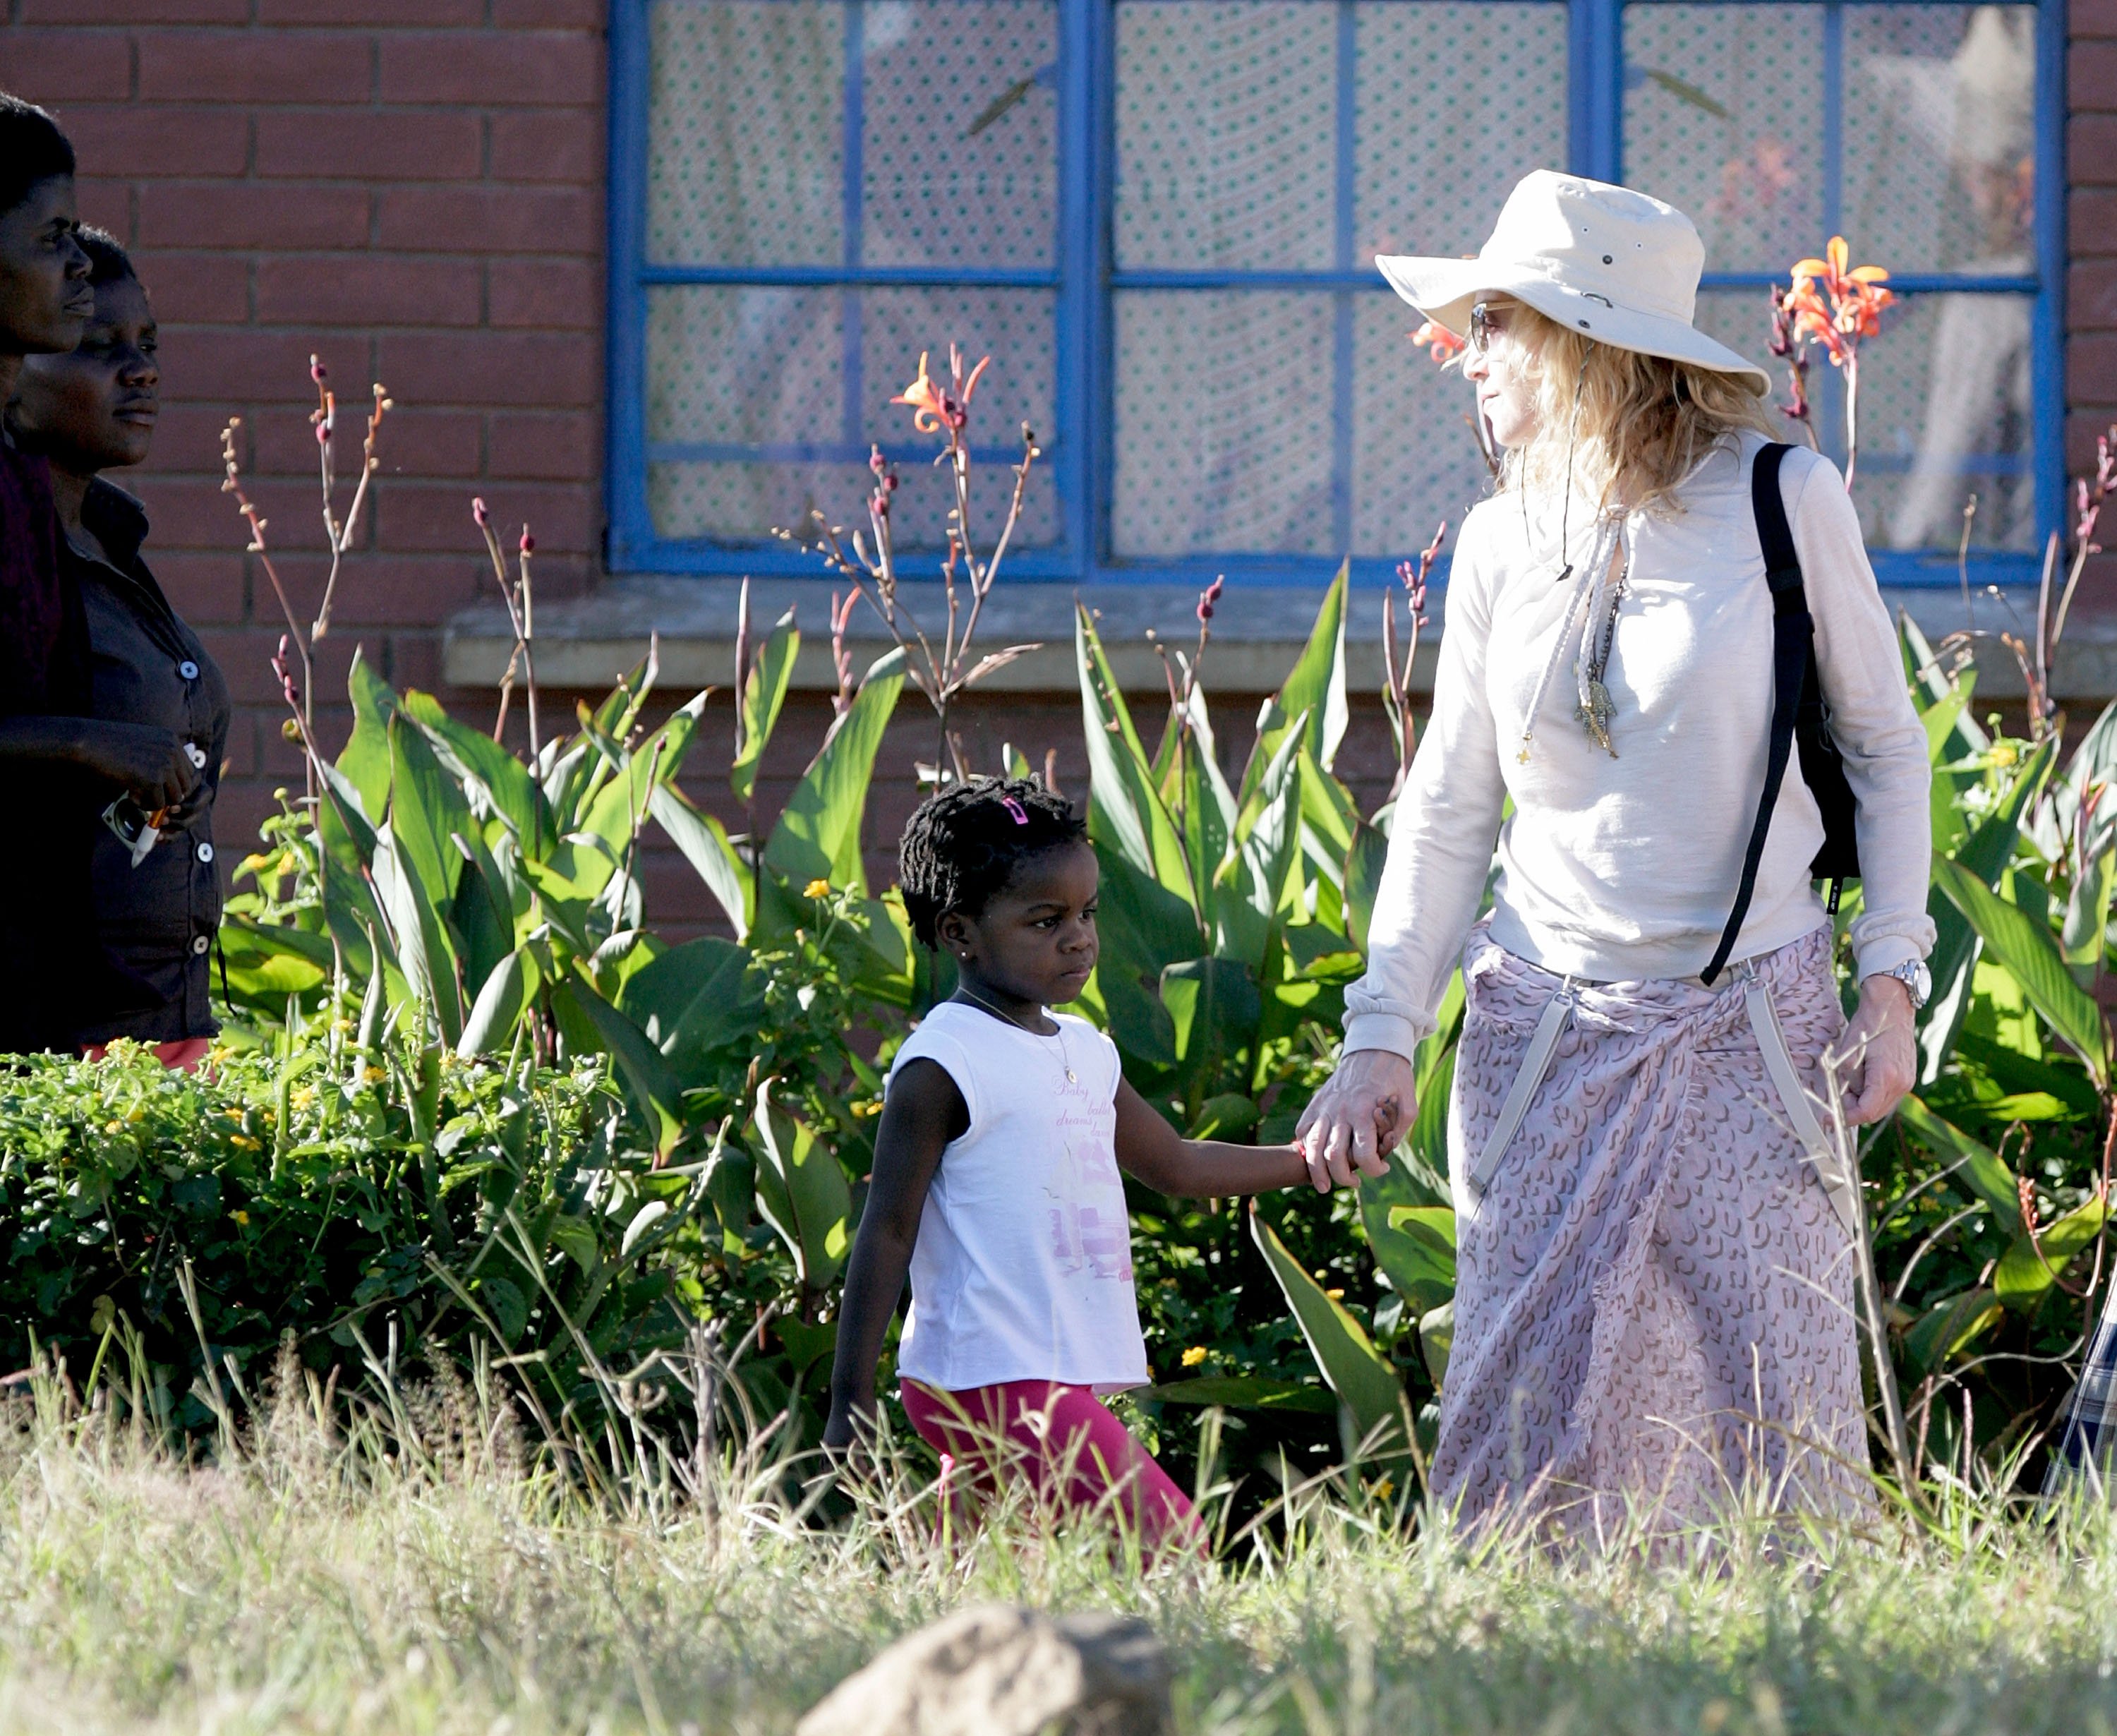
442;576;2117;703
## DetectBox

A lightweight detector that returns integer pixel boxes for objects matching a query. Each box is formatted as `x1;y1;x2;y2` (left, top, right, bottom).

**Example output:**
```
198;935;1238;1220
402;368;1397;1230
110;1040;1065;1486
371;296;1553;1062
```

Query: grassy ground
8;1370;2117;1735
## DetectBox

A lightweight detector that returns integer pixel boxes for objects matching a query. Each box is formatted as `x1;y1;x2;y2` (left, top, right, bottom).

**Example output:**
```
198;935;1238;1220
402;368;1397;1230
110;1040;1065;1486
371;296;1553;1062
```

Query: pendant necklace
955;985;1077;1082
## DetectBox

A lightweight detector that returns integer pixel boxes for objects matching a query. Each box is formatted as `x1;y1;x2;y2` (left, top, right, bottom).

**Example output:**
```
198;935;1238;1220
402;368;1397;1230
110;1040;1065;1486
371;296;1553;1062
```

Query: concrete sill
442;575;2117;703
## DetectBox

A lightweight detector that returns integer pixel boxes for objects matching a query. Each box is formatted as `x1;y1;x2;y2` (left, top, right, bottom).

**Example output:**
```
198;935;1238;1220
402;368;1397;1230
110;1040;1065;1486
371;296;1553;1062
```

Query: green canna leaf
458;946;536;1058
1075;605;1195;902
1138;1375;1338;1415
1895;1092;2020;1224
761;647;905;900
553;970;684;1159
750;1077;851;1292
1241;562;1349;807
1994;1193;2111;1309
649;785;752;941
732;608;800;807
400;689;550;858
1249;1206;1409;1459
1935;854;2110;1088
1904;1287;2003;1375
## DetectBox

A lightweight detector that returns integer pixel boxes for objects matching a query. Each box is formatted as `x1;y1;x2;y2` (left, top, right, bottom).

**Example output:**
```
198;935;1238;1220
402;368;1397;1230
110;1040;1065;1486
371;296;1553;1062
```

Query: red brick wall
0;0;608;854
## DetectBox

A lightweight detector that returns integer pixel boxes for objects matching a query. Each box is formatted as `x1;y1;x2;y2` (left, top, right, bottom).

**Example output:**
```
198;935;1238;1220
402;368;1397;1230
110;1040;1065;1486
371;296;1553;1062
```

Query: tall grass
7;1343;2117;1735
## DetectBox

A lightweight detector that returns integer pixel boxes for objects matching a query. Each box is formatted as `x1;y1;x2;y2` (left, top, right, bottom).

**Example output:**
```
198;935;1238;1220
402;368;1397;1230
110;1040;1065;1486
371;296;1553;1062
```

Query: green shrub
0;1035;715;1441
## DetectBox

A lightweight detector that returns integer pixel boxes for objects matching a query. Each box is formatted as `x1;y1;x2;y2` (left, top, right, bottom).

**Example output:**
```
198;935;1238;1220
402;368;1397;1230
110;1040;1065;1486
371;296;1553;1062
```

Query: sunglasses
1468;301;1505;354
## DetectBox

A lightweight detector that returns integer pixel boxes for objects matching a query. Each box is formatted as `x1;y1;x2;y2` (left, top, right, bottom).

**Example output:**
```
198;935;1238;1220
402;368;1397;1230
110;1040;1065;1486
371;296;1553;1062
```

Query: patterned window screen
610;0;2062;581
641;0;1063;553
1624;4;2044;553
1109;3;1569;564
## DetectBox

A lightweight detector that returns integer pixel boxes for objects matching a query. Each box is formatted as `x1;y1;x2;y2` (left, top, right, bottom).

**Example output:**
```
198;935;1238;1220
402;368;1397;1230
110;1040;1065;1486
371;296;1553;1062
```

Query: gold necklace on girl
955;986;1079;1083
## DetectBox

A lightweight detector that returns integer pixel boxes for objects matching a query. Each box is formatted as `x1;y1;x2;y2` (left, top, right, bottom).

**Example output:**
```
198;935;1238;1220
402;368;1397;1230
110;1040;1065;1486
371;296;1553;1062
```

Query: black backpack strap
1701;442;1810;987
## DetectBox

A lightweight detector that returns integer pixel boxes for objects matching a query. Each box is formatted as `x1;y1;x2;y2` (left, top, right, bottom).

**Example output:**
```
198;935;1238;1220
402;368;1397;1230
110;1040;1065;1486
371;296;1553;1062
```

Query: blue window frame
608;0;2065;586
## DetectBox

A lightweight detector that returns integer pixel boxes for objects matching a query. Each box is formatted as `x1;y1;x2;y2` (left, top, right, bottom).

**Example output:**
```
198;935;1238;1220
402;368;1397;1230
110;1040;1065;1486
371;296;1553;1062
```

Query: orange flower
891;346;991;435
893;351;948;432
1410;319;1466;365
1787;236;1895;366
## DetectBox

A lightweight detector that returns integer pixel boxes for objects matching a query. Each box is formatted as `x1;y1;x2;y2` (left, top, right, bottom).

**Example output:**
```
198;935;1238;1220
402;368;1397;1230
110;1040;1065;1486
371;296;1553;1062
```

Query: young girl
822;776;1334;1551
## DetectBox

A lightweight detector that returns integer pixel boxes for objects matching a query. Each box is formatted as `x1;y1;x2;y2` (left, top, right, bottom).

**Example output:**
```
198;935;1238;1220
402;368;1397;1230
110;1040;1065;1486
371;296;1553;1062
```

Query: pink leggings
900;1380;1204;1555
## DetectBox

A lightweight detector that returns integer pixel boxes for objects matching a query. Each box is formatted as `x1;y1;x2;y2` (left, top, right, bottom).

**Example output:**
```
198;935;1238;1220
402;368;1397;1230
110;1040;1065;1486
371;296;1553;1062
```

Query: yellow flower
291;1086;316;1111
1371;1476;1394;1502
102;1119;123;1135
1181;1345;1207;1368
851;1099;881;1118
363;1066;387;1085
231;1210;251;1226
804;878;831;900
229;1134;262;1152
1325;1289;1345;1301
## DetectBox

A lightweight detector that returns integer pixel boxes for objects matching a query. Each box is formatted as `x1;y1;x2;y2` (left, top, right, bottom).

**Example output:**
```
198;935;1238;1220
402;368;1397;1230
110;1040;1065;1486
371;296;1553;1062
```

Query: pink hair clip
1001;796;1029;825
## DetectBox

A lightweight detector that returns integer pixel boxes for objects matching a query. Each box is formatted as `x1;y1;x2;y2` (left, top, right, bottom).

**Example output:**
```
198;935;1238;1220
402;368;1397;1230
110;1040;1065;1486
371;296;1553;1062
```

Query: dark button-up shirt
68;478;231;1045
0;435;93;1053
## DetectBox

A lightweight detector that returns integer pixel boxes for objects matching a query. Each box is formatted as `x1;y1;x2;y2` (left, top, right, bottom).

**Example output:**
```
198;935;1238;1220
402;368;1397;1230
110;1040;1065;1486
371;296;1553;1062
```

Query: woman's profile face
16;275;158;474
1461;299;1540;450
0;176;92;358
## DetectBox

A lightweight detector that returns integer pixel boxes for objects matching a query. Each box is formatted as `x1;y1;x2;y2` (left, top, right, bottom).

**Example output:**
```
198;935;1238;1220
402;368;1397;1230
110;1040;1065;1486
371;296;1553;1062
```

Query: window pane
1116;3;1339;271
1351;295;1495;558
645;285;1058;548
862;0;1058;268
1356;3;1569;260
1112;291;1335;557
649;0;845;267
1842;6;2037;277
1622;5;1825;275
1691;288;2037;555
648;287;845;448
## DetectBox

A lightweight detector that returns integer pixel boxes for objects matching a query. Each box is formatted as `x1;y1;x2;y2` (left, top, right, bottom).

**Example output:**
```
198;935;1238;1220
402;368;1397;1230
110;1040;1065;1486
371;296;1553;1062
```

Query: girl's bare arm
1112;1077;1328;1198
822;1059;964;1449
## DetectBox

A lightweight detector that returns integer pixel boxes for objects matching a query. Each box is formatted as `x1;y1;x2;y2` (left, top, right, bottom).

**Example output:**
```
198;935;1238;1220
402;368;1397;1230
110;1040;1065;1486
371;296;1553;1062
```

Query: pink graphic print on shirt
1043;1069;1133;1283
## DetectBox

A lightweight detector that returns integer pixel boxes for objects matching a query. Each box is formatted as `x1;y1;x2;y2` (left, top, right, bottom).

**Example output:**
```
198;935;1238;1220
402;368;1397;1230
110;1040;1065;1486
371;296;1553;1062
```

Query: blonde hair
1476;294;1778;516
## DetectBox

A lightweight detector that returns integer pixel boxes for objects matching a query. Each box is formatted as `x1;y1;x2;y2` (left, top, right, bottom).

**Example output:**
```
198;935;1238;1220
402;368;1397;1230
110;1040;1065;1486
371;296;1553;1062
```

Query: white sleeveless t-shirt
886;1001;1150;1394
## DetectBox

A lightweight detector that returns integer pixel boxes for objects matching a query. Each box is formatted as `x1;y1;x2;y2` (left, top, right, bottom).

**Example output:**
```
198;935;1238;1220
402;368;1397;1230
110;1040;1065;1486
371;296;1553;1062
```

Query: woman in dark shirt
0;93;103;1054
13;229;231;1062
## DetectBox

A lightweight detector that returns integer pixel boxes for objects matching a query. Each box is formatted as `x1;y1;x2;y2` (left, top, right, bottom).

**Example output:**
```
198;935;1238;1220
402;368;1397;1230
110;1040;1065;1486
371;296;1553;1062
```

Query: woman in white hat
1294;171;1935;1531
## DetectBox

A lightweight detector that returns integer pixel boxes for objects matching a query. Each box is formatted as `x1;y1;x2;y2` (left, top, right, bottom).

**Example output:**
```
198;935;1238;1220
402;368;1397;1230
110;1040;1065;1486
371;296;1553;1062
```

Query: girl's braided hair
898;776;1085;949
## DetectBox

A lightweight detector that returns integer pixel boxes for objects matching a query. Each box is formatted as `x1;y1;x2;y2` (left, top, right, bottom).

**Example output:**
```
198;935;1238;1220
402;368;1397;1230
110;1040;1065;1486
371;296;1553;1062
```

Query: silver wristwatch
1876;959;1931;1012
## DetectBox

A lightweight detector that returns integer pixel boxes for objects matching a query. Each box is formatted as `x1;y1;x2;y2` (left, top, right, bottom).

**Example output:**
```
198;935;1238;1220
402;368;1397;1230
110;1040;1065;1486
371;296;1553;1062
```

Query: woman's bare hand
1295;1049;1418;1189
1831;973;1917;1126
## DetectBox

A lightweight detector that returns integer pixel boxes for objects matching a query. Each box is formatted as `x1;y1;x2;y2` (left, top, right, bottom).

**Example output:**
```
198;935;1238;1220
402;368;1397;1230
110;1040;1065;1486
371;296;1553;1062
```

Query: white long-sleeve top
1343;433;1935;1061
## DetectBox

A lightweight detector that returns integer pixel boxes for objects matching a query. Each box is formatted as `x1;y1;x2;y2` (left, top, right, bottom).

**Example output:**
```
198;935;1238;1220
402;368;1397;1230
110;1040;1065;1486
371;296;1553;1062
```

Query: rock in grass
795;1603;1172;1736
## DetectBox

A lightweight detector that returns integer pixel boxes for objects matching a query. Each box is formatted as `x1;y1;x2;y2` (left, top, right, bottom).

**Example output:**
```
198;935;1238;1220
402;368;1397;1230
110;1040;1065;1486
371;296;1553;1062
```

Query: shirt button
191;935;210;956
196;842;215;864
179;660;199;680
184;743;208;769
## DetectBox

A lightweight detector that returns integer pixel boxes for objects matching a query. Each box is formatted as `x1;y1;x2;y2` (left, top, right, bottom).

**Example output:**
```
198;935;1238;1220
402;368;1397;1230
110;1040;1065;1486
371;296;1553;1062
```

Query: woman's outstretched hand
1831;973;1917;1126
1296;1049;1418;1189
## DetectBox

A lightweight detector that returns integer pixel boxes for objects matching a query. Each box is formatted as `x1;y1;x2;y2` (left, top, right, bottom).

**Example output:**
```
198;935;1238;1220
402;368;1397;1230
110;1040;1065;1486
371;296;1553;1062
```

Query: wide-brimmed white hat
1376;169;1771;392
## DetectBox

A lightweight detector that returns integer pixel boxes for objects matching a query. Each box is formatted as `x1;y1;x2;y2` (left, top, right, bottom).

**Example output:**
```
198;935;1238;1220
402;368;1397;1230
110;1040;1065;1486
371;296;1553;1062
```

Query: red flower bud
519;528;536;555
472;497;490;528
309;356;327;385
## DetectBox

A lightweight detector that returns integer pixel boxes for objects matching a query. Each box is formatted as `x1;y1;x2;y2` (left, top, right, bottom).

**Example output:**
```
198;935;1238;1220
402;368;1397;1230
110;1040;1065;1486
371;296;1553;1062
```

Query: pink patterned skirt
1434;922;1872;1534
